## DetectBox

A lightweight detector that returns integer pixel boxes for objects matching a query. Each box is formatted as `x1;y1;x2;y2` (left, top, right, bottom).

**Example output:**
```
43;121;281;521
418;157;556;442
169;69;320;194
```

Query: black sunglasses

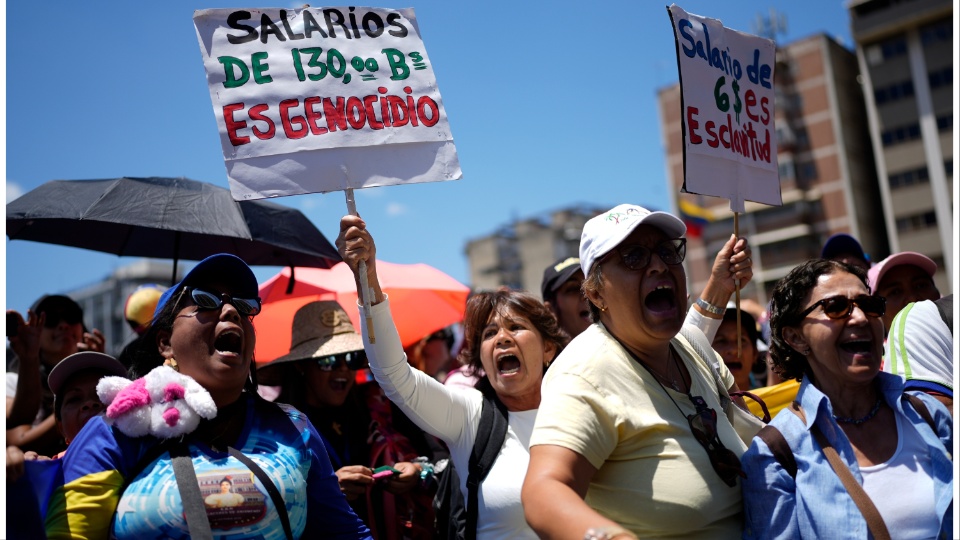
188;288;262;317
41;309;84;328
316;350;368;371
798;294;885;321
687;395;745;487
609;238;686;270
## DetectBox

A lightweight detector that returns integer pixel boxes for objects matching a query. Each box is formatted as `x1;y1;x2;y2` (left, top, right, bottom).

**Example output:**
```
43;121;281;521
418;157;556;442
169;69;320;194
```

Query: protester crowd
6;204;953;540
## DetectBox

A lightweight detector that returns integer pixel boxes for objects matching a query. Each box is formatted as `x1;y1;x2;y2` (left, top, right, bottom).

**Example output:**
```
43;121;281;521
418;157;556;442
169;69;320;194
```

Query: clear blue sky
3;1;854;316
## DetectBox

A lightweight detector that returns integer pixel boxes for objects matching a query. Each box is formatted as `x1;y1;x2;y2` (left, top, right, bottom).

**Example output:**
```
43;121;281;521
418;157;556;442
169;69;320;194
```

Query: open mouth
644;286;677;313
839;338;873;355
329;376;350;392
724;361;743;371
497;354;521;375
214;330;243;355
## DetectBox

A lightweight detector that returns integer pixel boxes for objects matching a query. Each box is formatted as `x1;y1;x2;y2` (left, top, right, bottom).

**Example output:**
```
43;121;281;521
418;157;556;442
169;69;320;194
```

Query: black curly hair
768;259;870;382
458;287;569;379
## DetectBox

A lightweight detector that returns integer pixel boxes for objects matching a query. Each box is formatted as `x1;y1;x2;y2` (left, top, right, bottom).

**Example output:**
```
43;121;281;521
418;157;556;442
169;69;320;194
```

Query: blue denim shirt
741;372;953;539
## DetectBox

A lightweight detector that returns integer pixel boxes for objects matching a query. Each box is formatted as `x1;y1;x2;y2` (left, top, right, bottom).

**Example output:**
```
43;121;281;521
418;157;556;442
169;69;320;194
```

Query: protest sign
667;4;781;212
194;7;461;200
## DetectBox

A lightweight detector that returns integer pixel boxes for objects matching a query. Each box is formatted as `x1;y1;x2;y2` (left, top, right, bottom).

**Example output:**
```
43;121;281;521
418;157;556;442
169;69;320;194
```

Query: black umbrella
7;177;341;283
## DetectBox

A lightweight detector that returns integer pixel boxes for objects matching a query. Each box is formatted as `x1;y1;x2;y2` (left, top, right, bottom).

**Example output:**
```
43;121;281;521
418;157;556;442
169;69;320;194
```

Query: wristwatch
696;297;726;316
583;527;638;540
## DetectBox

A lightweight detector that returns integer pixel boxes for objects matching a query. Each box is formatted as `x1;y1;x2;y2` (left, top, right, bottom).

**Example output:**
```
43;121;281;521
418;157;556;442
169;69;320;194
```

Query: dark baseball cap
821;233;868;263
154;253;259;318
541;257;584;300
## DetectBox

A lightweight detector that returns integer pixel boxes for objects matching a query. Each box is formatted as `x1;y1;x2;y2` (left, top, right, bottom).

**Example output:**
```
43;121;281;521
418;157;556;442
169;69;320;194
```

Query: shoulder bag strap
810;425;891;540
229;447;294;540
169;442;215;540
756;425;798;478
465;393;509;540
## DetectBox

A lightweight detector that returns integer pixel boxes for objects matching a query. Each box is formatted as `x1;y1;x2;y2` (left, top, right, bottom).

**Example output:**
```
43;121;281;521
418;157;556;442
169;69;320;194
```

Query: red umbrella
254;261;470;364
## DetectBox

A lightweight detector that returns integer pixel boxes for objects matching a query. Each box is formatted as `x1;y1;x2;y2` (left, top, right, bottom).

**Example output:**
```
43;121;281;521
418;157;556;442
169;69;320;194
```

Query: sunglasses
188;288;262;317
609;238;686;270
686;395;745;487
797;294;885;321
41;309;83;328
316;350;368;371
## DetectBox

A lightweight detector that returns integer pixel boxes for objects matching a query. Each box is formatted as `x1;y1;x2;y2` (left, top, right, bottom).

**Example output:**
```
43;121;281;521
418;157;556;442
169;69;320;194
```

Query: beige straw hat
269;301;364;366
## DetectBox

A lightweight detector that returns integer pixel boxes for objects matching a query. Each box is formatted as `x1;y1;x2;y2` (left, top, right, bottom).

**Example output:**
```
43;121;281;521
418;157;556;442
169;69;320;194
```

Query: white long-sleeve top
359;298;539;540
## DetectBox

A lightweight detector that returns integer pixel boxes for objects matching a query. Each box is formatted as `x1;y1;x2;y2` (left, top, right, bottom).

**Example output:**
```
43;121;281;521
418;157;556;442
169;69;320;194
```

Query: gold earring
600;305;607;312
164;358;179;372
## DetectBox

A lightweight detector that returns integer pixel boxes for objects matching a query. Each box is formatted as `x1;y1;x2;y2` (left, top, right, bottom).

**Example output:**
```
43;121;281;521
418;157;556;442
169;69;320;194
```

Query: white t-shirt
362;299;538;540
861;410;940;540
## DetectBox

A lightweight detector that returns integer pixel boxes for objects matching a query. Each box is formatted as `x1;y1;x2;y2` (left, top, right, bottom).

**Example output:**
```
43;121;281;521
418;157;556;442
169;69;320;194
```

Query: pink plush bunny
97;365;217;439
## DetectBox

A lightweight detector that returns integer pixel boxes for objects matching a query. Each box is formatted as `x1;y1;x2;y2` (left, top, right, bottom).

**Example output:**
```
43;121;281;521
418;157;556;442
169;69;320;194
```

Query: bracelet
696;297;726;316
583;527;638;540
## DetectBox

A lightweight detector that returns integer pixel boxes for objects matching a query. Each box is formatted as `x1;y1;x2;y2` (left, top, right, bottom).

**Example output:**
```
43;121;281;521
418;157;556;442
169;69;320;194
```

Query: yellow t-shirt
532;324;745;540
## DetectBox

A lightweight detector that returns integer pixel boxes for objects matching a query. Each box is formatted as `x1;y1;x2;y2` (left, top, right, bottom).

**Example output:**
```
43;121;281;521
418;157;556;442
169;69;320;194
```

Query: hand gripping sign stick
346;189;375;343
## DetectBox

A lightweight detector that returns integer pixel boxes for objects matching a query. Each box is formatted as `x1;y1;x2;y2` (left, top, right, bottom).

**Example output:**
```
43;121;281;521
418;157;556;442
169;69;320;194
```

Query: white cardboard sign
667;5;781;211
194;7;461;200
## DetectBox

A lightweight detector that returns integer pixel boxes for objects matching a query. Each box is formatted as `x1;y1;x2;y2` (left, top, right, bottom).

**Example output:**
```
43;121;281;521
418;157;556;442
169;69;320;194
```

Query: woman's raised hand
336;215;384;304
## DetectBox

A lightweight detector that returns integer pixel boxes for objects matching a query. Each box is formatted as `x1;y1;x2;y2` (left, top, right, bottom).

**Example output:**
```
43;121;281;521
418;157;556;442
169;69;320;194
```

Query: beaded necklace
833;397;883;425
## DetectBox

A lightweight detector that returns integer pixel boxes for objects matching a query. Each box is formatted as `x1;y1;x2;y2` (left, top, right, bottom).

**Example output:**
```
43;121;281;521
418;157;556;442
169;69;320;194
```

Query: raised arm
335;216;479;446
7;309;43;428
685;234;753;342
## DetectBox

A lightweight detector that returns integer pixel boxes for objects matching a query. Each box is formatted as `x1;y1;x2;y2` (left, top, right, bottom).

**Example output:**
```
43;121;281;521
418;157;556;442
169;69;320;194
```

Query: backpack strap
904;393;936;432
169;441;215;540
229;447;294;540
465;392;509;540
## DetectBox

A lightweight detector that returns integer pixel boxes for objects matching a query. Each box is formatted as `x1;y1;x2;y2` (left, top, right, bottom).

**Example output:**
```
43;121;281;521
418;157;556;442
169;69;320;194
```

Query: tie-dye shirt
45;395;371;540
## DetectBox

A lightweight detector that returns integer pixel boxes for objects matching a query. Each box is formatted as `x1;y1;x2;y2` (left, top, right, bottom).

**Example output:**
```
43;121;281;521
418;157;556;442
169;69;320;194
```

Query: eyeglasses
316;350;368;371
686;395;745;487
188;288;262;317
609;238;686;270
41;309;83;328
797;294;885;321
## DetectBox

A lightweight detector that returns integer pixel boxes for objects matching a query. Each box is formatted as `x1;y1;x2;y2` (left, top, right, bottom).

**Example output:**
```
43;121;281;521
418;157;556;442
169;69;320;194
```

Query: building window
880;35;907;60
794;127;809;147
888;166;929;189
797;161;818;182
936;114;952;132
778;159;796;181
874;79;914;105
895;211;937;233
920;19;952;46
928;66;953;89
881;123;922;146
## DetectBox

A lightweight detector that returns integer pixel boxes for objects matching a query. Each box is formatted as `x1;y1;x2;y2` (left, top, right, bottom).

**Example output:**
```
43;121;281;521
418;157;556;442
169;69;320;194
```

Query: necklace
833;397;883;425
623;342;685;393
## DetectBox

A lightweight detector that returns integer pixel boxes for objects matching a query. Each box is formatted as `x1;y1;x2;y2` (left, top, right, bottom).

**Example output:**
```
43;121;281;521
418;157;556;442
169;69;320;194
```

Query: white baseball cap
580;204;686;276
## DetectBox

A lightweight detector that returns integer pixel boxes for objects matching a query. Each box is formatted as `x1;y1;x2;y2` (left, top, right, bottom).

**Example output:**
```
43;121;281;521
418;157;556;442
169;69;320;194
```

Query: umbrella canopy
254;261;470;364
6;177;341;279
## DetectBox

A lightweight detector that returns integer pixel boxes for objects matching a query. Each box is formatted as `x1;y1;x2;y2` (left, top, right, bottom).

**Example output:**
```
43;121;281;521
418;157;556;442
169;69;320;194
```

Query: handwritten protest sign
194;7;461;200
667;5;781;212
